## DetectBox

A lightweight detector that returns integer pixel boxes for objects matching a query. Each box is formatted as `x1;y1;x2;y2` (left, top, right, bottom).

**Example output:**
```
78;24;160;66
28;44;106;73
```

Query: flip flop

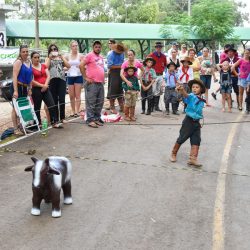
95;121;104;126
88;122;98;128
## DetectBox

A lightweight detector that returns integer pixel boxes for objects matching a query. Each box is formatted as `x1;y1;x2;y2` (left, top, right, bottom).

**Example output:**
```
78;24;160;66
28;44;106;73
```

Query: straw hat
180;56;193;65
113;43;126;54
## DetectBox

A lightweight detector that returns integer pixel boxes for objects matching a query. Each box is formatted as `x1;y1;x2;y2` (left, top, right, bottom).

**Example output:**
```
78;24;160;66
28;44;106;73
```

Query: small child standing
122;66;140;121
217;61;232;112
141;57;157;115
169;79;206;167
164;62;179;115
178;56;194;92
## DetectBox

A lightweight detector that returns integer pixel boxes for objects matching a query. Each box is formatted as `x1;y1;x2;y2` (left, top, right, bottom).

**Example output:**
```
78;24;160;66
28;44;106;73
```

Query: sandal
88;121;98;128
95;121;104;126
74;113;79;118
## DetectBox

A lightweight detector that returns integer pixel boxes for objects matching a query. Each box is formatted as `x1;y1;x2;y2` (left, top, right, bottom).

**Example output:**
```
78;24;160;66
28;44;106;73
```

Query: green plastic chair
13;96;40;135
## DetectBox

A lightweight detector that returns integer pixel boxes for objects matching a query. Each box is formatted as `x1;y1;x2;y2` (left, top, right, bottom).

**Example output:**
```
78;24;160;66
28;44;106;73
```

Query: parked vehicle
0;78;12;101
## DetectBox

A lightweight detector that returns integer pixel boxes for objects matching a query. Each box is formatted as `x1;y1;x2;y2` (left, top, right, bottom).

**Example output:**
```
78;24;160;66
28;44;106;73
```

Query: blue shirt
17;63;33;85
164;70;179;88
107;51;124;68
184;93;205;120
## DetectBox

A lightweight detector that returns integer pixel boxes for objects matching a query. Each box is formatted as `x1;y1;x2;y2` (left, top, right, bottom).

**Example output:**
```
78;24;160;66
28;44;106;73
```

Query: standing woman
188;48;201;80
107;43;125;114
31;51;62;128
11;45;33;132
167;49;180;69
198;48;217;106
121;49;144;93
231;49;250;111
45;44;70;123
65;41;84;117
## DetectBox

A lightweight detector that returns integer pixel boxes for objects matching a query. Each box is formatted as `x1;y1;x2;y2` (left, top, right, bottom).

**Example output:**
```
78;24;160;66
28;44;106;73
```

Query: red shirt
148;52;167;75
32;64;47;85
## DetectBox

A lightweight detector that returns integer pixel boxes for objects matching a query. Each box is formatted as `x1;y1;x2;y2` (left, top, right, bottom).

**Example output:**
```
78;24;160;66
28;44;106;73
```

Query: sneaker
211;92;217;100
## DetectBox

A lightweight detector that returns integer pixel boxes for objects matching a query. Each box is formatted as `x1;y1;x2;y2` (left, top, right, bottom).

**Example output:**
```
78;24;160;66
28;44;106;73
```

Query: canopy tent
6;19;250;58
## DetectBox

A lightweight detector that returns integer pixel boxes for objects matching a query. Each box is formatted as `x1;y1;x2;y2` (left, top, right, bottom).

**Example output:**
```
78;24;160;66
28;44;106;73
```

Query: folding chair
12;96;40;135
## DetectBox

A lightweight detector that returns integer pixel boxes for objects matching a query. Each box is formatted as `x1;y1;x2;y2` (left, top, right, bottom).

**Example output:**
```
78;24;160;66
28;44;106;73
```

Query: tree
190;0;236;62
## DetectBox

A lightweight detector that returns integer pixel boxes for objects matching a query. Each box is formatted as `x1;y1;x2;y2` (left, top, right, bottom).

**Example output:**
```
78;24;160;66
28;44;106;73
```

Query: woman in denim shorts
232;49;250;111
65;41;85;117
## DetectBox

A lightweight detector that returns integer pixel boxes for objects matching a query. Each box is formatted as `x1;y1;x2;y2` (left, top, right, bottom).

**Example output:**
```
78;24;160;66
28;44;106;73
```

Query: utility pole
35;0;39;48
188;0;191;16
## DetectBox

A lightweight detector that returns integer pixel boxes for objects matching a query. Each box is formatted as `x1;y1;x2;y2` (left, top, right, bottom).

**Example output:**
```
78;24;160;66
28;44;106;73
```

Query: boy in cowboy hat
169;79;206;167
178;56;194;88
164;61;180;115
141;57;157;115
122;66;140;121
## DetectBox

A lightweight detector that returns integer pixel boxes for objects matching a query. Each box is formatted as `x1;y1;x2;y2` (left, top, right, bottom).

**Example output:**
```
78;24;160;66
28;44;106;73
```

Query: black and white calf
25;156;72;218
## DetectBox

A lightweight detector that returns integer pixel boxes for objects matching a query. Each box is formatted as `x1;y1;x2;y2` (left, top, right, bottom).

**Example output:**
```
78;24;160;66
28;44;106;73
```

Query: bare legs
69;83;82;115
221;93;232;112
238;86;245;110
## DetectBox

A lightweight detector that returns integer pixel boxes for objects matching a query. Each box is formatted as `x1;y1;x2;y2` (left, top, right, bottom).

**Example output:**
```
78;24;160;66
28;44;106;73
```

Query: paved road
0;97;250;250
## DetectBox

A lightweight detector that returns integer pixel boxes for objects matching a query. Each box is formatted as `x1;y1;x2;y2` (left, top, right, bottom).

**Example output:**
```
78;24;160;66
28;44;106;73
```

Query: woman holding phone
45;44;70;123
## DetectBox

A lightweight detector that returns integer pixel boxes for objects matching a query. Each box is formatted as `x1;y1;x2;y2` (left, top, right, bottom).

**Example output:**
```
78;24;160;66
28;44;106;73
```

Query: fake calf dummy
25;156;72;218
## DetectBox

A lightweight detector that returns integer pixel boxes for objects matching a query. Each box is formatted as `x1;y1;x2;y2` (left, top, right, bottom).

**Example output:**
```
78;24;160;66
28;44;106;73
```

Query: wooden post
35;0;39;48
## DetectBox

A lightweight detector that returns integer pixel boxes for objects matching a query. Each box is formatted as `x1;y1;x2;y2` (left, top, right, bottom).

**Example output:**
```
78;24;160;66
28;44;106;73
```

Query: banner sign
0;48;18;65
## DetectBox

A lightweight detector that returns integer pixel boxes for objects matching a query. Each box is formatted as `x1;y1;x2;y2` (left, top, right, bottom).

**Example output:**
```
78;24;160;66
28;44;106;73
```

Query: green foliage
191;0;236;42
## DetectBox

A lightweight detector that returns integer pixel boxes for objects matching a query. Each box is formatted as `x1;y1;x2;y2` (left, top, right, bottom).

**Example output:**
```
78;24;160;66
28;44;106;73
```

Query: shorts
238;78;248;88
67;76;84;85
124;91;138;107
200;75;212;89
220;85;232;94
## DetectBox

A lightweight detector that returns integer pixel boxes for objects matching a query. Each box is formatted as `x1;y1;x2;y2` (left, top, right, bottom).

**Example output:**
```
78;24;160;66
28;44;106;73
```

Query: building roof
5;19;250;41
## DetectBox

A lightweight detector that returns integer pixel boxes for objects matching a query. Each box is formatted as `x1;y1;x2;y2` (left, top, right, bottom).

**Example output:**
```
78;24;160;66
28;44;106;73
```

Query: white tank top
68;54;81;77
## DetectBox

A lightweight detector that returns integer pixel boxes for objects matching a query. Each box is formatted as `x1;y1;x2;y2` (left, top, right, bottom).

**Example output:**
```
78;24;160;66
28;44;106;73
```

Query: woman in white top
65;40;85;117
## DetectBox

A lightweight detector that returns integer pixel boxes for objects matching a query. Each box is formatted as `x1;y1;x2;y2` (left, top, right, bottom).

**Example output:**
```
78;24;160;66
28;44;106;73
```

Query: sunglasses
51;47;58;51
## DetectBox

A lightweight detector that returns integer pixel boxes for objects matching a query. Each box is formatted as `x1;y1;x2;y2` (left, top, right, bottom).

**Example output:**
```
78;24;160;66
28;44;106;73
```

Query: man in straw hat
147;41;167;112
107;42;126;114
169;79;206;167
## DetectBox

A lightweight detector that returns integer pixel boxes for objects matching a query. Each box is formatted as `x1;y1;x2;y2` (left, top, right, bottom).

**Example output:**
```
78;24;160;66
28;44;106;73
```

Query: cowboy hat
113;43;126;54
124;66;137;72
155;41;164;47
180;56;193;65
143;57;156;66
188;79;206;94
167;61;177;69
225;46;237;53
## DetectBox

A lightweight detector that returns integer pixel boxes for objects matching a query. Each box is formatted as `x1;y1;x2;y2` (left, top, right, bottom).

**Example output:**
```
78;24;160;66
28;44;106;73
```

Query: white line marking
0;117;80;148
212;114;243;250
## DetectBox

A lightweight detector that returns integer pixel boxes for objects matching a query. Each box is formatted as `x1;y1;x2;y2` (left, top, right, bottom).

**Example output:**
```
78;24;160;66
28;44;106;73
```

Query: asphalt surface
0;96;250;250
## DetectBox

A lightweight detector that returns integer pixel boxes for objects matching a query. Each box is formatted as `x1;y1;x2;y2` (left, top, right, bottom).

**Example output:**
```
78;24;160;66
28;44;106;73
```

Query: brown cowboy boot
187;145;202;167
124;106;131;121
169;143;181;162
130;107;136;121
